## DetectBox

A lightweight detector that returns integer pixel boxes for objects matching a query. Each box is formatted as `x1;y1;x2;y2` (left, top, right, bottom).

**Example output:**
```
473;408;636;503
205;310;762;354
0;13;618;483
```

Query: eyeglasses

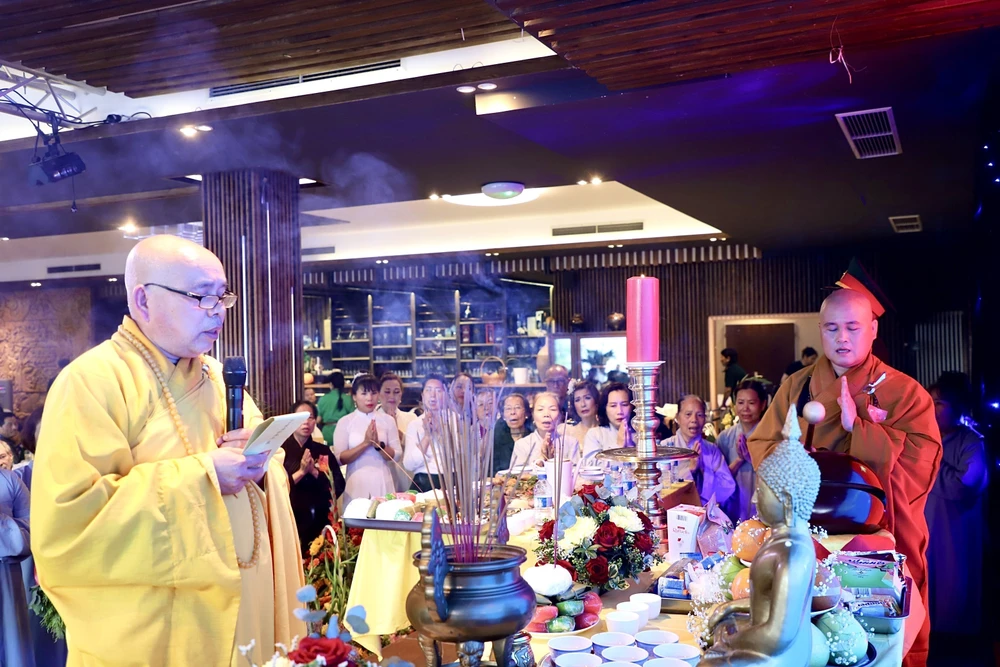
144;283;238;310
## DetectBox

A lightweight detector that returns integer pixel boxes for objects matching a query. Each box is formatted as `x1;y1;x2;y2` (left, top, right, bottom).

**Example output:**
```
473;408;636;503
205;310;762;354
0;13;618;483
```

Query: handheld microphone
223;357;247;431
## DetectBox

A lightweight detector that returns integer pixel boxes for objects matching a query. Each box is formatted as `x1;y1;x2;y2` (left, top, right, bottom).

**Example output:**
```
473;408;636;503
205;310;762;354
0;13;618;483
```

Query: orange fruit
732;519;769;562
731;567;751;599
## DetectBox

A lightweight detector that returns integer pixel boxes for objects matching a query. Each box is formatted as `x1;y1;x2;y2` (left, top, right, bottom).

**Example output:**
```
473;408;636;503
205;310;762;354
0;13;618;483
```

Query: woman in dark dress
282;401;346;552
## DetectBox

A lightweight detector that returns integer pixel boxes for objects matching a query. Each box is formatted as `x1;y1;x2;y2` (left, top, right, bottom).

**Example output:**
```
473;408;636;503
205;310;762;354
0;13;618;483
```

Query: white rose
561;515;598;548
608;506;644;532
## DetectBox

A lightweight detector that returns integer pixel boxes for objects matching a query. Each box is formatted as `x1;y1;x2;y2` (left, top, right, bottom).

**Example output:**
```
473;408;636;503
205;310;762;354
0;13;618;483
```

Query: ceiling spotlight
720;237;727;241
29;150;86;185
477;82;498;91
577;180;588;186
482;181;524;200
441;194;452;199
608;244;615;248
108;277;118;282
195;125;213;132
119;222;138;234
299;177;317;185
710;237;718;242
616;244;623;248
590;177;602;185
429;194;440;200
179;126;198;137
485;252;493;257
1;237;8;241
186;174;203;181
456;85;477;94
989;162;995;167
30;282;41;287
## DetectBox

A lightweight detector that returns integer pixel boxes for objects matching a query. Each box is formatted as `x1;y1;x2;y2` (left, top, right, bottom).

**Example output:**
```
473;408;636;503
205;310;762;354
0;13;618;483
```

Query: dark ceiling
491;0;1000;90
0;27;997;250
0;0;520;96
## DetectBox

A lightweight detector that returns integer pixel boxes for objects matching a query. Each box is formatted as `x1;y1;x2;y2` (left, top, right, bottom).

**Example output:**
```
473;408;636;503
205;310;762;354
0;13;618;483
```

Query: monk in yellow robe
748;289;941;667
32;236;305;666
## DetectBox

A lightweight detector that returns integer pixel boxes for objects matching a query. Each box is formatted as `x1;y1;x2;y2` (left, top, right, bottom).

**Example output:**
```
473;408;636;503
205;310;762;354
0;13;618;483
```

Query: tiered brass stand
598;361;696;543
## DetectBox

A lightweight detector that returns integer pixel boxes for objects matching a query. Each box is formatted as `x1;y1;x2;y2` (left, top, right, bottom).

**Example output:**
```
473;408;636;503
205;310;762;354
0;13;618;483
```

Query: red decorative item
287;637;353;666
585;556;611;586
593;523;626;550
626;276;660;362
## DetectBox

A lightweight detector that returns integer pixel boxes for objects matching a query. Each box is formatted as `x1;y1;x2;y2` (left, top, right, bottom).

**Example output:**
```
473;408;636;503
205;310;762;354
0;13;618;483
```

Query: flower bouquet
533;483;662;593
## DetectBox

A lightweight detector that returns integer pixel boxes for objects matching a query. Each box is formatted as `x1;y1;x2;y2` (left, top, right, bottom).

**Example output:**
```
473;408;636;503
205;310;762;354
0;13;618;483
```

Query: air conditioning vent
889;214;922;233
552;222;644;237
302;246;337;256
209;60;401;97
552;225;598;237
47;263;101;274
835;107;902;159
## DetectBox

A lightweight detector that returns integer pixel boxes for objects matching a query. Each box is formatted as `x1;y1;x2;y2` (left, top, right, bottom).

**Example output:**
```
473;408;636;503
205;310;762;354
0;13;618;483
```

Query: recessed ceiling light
720;237;727;241
119;222;138;234
616;244;623;248
429;194;440;200
608;244;615;248
590;177;602;185
456;85;476;94
441;194;452;199
185;174;203;181
477;82;497;91
440;189;541;207
195;125;213;132
485;252;493;257
108;277;118;282
179;126;198;137
710;237;717;242
299;177;317;185
0;237;8;241
30;282;41;287
577;180;588;186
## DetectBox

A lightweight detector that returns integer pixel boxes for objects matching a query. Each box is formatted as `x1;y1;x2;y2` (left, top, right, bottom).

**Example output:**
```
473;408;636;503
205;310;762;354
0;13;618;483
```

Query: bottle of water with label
609;464;624;496
534;473;552;526
622;463;637;493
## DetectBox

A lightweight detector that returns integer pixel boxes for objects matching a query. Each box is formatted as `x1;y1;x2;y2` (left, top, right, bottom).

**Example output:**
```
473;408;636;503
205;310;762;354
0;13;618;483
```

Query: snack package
667;504;706;563
829;550;904;600
696;494;733;555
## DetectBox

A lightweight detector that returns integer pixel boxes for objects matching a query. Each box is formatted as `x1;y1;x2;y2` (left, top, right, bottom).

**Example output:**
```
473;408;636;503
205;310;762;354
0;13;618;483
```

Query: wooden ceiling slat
529;0;770;36
494;0;629;23
3;0;205;40
48;1;511;80
119;26;515;96
7;0;342;61
83;19;514;91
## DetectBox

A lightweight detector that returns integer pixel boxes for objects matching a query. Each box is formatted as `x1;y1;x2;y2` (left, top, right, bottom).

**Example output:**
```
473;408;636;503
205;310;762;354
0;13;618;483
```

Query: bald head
125;236;229;361
819;288;878;374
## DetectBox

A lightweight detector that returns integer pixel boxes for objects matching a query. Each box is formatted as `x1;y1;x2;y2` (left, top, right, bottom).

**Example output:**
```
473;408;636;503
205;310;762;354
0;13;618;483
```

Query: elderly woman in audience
492;393;532;474
0;463;32;666
0;440;13;472
378;372;418;490
564;381;600;444
508;392;581;471
660;395;735;506
333;374;400;505
715;380;768;521
582;382;633;462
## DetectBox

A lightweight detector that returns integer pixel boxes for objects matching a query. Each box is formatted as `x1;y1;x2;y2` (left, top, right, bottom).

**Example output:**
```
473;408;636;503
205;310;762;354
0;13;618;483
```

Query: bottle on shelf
313;329;321;348
533;473;552;527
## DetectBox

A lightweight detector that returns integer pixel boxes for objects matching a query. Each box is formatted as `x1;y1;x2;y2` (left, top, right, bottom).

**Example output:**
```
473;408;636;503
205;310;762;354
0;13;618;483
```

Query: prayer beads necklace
119;326;261;570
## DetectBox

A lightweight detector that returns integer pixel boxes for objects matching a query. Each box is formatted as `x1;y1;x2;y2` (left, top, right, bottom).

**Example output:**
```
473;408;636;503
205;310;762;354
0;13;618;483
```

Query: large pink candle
626;275;660;362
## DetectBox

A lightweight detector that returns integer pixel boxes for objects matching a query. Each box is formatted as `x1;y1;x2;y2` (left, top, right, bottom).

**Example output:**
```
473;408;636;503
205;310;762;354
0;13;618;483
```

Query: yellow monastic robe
31;317;305;666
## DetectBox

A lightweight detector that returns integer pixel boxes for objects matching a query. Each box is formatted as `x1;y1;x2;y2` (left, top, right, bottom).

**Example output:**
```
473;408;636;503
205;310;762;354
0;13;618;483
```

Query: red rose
555;559;578;581
538;519;555;542
585;556;610;586
578;484;597;499
634;532;654;555
593;522;625;550
288;637;352;667
592;501;610;513
637;511;653;532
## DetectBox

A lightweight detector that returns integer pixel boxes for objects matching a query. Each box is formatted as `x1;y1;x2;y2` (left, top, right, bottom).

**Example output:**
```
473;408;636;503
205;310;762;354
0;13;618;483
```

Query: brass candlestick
598;360;695;543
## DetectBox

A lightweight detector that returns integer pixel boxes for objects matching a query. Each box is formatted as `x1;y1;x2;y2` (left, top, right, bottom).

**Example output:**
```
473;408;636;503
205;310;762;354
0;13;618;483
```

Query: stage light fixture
29;149;86;186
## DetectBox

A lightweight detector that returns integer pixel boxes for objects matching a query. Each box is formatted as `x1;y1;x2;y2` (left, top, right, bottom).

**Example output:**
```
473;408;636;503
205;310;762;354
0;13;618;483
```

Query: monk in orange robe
748;289;941;667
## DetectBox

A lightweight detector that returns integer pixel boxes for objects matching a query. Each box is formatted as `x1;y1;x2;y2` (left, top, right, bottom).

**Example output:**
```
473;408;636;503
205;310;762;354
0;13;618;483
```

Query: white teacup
630;593;663;621
634;630;679;654
652;643;701;666
604;611;641;636
601;645;649;665
591;631;635;658
548;636;593;660
644;659;690;667
615;601;650;627
602;662;639;667
554;653;602;667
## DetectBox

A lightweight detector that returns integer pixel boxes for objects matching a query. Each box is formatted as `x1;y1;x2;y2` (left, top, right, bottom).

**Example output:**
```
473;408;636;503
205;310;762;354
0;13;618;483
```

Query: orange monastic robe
748;354;941;666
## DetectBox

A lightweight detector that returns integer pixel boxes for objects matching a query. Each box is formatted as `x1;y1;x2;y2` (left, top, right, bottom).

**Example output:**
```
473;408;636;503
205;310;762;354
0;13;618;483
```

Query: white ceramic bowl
602;662;639;667
644;658;690;667
630;593;663;620
652;643;701;666
633;630;679;654
554;653;602;667
616;601;650;627
549;636;594;660
601;645;649;665
604;611;641;636
591;631;635;658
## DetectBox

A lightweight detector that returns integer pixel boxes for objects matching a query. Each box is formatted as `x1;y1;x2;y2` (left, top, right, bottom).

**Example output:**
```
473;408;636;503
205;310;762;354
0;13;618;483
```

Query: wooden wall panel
203;169;302;418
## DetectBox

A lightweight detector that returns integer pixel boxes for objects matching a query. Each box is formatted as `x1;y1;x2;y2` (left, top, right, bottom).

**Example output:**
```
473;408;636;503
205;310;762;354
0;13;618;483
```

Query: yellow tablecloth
346;530;905;666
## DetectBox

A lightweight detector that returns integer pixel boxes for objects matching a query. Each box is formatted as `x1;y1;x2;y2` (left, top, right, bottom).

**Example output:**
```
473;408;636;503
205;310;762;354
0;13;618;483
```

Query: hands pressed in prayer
737;433;751;462
299;448;315;476
617;422;627;446
838;376;857;432
690;438;703;471
540;432;555;460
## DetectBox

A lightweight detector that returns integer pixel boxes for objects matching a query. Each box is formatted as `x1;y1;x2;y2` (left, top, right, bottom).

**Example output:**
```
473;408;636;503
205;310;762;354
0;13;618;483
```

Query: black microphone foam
223;356;247;431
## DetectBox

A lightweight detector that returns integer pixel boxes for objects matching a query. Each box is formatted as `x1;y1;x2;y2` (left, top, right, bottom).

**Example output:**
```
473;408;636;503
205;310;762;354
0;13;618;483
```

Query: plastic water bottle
622;463;637;493
534;473;552;526
609;464;624;496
